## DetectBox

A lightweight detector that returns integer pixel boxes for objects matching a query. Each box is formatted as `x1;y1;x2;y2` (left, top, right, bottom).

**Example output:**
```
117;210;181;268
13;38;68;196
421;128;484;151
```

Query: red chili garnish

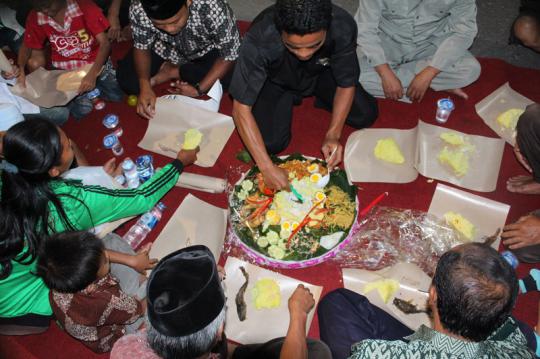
247;197;273;220
246;196;271;205
262;187;276;196
286;199;326;248
314;208;329;215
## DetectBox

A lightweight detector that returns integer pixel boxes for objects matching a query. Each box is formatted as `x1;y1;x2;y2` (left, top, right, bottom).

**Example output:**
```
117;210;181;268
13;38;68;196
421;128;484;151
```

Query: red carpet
2;24;540;358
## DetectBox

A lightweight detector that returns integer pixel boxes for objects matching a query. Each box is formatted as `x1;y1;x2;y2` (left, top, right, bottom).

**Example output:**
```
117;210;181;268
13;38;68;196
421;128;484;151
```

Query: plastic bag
332;206;464;276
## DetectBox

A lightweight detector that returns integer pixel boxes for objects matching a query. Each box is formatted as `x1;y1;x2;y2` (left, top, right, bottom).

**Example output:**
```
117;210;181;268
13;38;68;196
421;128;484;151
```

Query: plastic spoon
318;147;338;188
290;185;304;203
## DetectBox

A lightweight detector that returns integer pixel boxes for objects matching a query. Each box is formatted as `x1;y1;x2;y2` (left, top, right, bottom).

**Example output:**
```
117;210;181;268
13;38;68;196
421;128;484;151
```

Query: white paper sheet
138;97;235;167
10;67;79;108
415;121;505;192
475;82;535;146
161;80;223;112
343;263;432;330
344;120;505;192
344;127;419;183
428;183;510;249
149;194;227;261
224;257;323;344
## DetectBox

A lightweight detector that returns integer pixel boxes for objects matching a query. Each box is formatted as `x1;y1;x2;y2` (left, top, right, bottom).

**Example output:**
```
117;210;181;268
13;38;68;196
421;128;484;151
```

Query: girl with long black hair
0;118;197;335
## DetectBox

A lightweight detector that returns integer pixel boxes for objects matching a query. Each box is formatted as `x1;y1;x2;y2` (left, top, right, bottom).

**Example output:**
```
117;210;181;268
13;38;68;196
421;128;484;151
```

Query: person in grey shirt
355;0;481;102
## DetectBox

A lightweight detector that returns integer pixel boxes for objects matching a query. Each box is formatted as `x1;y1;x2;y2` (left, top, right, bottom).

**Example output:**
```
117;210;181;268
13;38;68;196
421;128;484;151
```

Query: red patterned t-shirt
24;0;109;70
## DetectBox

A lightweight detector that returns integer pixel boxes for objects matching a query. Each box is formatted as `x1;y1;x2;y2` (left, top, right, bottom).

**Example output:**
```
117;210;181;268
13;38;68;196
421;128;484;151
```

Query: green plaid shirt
349;318;534;359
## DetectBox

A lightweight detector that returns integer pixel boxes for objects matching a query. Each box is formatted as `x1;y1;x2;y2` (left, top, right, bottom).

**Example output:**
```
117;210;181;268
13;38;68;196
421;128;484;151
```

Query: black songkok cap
147;245;225;337
141;0;186;20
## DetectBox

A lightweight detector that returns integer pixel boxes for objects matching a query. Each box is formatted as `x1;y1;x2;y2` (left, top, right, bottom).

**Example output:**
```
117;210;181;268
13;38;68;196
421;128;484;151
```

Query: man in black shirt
229;0;378;190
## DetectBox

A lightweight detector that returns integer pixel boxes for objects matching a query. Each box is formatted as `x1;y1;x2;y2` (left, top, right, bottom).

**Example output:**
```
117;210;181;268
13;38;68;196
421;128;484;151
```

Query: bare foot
150;62;179;87
507;175;540;194
445;88;469;100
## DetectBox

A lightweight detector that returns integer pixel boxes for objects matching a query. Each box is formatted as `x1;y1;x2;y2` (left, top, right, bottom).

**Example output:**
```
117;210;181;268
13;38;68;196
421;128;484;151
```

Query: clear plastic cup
436;98;455;124
103;134;124;156
103;114;123;137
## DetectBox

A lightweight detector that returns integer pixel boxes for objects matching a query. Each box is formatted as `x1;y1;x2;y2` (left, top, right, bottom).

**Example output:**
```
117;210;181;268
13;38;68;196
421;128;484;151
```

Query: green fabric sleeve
54;160;183;231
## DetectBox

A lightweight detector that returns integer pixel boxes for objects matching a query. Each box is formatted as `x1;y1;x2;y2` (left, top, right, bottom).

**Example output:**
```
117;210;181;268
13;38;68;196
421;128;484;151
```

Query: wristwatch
194;82;206;96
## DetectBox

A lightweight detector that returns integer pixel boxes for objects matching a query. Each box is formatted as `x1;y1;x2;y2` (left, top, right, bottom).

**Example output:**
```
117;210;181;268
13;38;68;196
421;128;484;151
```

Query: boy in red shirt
16;0;123;119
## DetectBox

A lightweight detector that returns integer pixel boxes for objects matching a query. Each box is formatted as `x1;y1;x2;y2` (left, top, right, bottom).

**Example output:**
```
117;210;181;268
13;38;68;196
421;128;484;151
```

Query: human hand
502;215;540;250
103;157;122;176
107;15;122;42
261;164;290;190
380;69;403;100
288;284;315;319
176;147;199;166
1;60;20;80
406;69;435;102
168;80;200;97
129;243;158;273
16;69;26;88
137;85;157;119
79;71;98;93
321;135;342;168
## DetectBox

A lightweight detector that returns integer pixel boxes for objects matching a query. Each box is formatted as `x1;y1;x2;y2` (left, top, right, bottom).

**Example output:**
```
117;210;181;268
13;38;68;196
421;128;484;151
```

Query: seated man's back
318;242;535;359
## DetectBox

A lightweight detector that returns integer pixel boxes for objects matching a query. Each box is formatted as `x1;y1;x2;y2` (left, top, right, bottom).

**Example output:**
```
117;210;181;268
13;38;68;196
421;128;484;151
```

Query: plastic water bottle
122;158;140;188
136;155;154;183
123;202;166;249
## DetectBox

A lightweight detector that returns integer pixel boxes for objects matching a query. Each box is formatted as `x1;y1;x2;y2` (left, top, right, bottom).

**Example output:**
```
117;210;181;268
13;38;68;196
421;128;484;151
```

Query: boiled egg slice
315;191;326;202
307;163;319;173
265;210;281;225
310;173;322;183
281;221;292;232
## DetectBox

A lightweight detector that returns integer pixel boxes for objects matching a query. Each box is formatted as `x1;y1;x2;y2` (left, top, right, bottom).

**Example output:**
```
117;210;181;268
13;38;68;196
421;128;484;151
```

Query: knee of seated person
265;137;290;155
27;57;46;72
347;101;379;129
318;288;353;311
306;339;332;358
463;57;481;83
70;101;93;120
514;16;540;47
99;85;125;103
